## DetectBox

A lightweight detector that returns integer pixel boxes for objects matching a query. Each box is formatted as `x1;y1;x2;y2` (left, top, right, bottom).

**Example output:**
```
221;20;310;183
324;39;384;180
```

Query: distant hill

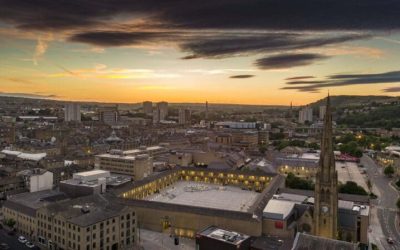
307;95;400;128
308;95;399;108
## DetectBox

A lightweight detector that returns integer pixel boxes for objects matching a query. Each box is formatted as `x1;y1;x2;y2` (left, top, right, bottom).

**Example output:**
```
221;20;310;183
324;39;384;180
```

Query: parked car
387;237;394;244
18;236;27;244
25;242;35;248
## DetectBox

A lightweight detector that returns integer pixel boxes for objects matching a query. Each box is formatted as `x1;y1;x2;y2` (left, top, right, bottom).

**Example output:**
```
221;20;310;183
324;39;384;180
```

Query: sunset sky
1;1;400;105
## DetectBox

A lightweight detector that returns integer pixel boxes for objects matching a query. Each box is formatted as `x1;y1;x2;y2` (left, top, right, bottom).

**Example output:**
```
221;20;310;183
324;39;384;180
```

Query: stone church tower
313;95;338;239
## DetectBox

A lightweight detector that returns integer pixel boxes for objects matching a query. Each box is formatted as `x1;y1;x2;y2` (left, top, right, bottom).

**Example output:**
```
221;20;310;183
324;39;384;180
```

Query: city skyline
1;1;400;105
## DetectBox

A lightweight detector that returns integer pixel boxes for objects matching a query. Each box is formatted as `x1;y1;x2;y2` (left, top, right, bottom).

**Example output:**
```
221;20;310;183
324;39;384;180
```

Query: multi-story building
60;170;110;198
152;108;160;124
178;109;191;125
153;102;169;124
0;121;15;144
0;176;25;195
99;106;118;125
16;168;53;192
2;190;68;241
95;152;153;180
142;101;153;116
64;103;81;122
258;130;269;145
231;131;258;149
215;133;232;145
3;191;137;250
298;106;313;124
36;194;137;250
157;102;168;121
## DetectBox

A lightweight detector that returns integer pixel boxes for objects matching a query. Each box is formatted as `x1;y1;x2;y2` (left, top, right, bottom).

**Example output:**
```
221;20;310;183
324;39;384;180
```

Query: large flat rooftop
144;181;260;212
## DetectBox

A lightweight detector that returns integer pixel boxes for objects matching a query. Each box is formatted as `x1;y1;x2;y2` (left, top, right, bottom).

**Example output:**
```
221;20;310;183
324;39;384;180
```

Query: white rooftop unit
73;170;111;182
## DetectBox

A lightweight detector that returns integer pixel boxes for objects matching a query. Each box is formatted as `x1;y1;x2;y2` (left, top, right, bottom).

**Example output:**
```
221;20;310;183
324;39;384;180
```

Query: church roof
292;233;359;250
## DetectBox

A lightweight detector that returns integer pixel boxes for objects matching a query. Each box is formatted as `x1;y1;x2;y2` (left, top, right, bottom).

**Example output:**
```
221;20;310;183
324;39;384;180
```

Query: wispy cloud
285;76;315;81
46;64;181;79
33;34;53;65
282;70;400;93
137;85;177;90
185;68;258;75
0;91;59;99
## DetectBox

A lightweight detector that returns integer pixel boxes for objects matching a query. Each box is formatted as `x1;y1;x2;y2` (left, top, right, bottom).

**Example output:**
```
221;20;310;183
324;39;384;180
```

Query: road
0;229;36;250
362;155;400;250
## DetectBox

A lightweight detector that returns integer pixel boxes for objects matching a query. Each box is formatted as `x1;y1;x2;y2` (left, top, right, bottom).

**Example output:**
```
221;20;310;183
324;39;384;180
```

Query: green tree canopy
384;165;395;177
339;181;368;196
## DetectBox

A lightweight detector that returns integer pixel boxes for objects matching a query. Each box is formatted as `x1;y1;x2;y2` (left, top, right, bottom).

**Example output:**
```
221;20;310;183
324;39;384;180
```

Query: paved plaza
145;181;260;212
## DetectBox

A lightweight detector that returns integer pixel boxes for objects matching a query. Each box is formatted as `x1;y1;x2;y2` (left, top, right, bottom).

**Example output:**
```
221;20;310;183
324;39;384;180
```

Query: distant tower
289;101;293;120
319;105;327;120
64;103;81;122
313;95;338;239
143;101;153;115
205;101;209;121
157;102;168;121
298;106;313;124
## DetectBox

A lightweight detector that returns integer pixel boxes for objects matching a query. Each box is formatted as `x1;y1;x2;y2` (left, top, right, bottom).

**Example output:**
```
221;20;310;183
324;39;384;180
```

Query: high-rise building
178;108;191;125
153;101;168;123
313;95;338;239
64;103;81;122
152;109;160;124
157;101;168;121
143;101;153;115
298;106;313;124
319;105;326;120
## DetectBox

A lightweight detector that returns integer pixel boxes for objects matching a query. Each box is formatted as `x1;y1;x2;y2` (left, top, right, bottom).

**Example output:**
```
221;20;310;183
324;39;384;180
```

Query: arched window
325;189;330;203
320;189;326;202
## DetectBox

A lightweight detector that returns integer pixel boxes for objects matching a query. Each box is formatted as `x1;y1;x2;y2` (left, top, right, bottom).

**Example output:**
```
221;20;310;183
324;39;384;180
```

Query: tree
308;142;320;150
339;181;368;196
384;165;395;177
285;173;314;190
5;218;16;228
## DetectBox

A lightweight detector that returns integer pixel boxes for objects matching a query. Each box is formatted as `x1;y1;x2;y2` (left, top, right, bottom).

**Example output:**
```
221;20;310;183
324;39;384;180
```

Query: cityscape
1;1;400;250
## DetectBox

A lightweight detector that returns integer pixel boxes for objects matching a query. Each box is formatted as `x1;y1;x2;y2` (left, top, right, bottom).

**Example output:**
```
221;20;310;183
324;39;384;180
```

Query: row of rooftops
95;145;167;160
1;149;47;161
3;190;127;227
61;169;131;188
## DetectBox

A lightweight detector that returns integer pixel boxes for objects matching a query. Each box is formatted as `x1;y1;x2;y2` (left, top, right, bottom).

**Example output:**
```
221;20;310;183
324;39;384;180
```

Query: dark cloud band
282;70;400;93
229;75;255;79
255;53;329;70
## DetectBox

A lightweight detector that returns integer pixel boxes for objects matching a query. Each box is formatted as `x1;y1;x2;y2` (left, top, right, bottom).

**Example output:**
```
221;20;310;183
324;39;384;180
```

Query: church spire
319;95;335;178
313;95;338;239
